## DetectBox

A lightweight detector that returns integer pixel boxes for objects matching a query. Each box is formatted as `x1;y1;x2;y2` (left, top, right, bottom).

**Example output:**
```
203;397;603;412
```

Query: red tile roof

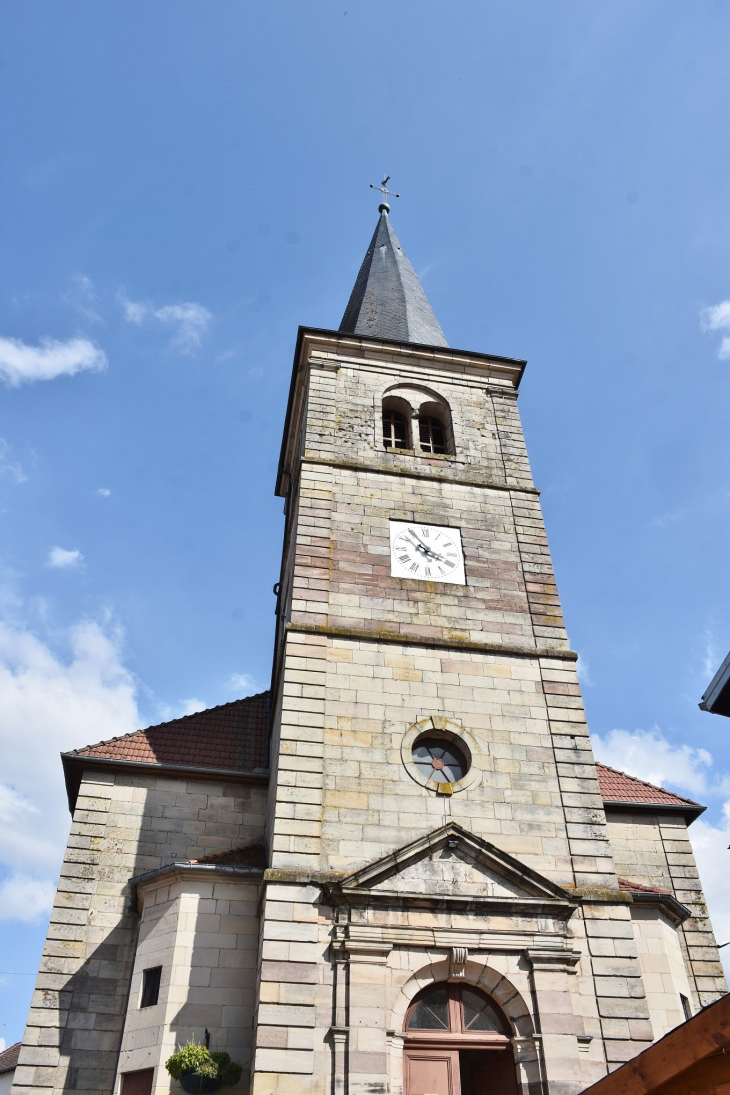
595;761;702;809
618;877;671;895
0;1042;21;1074
69;692;269;773
187;840;266;869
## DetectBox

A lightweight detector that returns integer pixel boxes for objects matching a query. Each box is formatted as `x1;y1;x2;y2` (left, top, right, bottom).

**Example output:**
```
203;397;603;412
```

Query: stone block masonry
115;870;262;1092
259;330;689;1094
13;771;266;1095
606;810;726;1008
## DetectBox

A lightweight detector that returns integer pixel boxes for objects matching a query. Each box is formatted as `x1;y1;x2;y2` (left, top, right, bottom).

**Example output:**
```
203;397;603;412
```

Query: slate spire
339;209;448;347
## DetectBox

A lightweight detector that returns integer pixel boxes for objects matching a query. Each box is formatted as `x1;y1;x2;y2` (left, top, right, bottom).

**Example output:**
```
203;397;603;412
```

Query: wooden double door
403;984;518;1095
404;1047;518;1095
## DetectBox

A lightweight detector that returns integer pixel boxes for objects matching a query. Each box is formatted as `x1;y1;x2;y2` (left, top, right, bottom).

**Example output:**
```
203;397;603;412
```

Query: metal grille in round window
412;737;468;784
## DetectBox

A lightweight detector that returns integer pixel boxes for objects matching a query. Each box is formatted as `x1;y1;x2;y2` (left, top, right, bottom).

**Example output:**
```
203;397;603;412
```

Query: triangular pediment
337;823;571;904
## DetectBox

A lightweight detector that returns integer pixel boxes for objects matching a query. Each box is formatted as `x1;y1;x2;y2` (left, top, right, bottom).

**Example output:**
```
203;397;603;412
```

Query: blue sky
2;0;730;1044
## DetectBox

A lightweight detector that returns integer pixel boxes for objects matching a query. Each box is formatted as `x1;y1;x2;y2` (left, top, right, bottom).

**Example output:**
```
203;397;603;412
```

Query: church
11;199;727;1095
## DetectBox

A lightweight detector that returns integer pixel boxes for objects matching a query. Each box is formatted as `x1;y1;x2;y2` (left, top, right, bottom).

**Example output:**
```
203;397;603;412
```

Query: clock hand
408;535;445;565
407;532;439;559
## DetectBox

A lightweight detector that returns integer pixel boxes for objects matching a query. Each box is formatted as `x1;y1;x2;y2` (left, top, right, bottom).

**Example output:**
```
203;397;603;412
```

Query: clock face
389;521;466;584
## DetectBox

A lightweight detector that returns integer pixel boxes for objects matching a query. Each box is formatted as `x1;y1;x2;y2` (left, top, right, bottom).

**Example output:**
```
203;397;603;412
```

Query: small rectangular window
680;993;692;1021
140;966;162;1008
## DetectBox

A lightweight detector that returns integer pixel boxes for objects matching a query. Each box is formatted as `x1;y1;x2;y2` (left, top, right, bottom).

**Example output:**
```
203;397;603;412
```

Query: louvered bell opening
419;415;446;454
383;409;409;449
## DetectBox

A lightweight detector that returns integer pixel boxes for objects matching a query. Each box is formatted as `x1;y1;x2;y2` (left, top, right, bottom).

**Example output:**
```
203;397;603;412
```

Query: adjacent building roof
596;761;705;822
0;1041;21;1074
186;841;266;869
617;877;671;895
617;877;691;924
582;989;730;1095
699;648;730;716
62;692;269;811
68;692;269;771
339;211;448;347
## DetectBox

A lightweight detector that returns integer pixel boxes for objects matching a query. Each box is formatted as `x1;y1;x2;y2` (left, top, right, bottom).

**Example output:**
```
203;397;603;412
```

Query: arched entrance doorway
403;983;518;1095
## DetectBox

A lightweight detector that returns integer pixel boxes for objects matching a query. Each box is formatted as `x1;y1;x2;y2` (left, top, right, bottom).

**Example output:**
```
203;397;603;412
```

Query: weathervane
370;175;400;213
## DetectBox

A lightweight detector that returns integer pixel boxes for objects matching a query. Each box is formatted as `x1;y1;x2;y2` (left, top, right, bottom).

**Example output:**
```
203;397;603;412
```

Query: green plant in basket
209;1053;242;1088
165;1039;242;1090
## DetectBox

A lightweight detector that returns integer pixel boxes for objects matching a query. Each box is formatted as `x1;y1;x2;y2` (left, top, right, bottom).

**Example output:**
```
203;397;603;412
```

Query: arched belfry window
383;407;409;450
419;415;446;454
417;399;453;455
380;387;455;456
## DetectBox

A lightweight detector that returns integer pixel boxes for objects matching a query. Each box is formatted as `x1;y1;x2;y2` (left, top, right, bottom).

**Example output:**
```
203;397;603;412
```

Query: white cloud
46;547;83;570
576;655;593;687
64;275;102;324
0;336;107;387
702;628;722;681
701;300;730;359
118;293;212;353
119;294;147;325
155;696;207;722
154;303;211;352
592;727;717;798
0;875;55;923
228;672;256;694
0;785;52;869
96;488;111;497
177;697;206;716
0;616;140;920
0;439;26;484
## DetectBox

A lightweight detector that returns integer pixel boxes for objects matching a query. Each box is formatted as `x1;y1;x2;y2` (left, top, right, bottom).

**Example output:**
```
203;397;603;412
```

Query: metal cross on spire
370;175;400;213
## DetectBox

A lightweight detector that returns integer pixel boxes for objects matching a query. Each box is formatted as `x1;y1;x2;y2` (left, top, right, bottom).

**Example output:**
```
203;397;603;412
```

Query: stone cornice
300;455;540;495
623;888;691;925
601;798;705;823
302;328;527;379
324;886;577;918
307;352;521;398
129;861;264;913
285;621;578;661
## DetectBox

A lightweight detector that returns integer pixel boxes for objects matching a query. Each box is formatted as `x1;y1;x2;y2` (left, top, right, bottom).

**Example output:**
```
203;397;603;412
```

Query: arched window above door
405;983;511;1037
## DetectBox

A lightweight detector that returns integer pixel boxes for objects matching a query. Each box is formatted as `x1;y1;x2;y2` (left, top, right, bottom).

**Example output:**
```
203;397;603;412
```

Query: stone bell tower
250;198;661;1095
9;192;725;1095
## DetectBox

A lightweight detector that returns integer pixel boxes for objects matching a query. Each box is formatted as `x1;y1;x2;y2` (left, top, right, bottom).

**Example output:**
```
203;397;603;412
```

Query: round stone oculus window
412;736;469;784
401;716;482;794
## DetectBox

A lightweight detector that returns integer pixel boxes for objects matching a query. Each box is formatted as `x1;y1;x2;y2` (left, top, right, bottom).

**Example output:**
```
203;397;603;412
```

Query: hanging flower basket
166;1040;242;1093
179;1072;221;1095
